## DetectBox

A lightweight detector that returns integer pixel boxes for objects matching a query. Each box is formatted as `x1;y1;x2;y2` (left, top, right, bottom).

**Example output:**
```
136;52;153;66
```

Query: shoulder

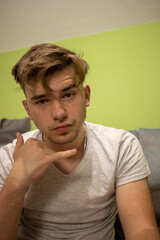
85;122;138;162
85;121;135;145
18;129;42;143
86;122;147;166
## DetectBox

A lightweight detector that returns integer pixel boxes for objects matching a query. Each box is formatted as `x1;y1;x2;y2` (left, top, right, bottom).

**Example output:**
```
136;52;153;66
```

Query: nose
50;100;67;122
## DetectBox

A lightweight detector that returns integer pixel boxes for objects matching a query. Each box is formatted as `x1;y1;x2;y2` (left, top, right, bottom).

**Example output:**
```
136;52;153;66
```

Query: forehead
25;67;77;97
48;67;76;91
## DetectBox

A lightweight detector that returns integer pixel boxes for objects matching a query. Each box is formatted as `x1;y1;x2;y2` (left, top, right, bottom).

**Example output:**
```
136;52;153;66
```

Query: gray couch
0;118;30;148
115;128;160;239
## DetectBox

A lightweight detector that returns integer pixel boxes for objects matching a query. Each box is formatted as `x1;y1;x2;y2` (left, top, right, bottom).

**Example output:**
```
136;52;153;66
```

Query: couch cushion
129;130;139;139
138;128;160;189
0;118;30;147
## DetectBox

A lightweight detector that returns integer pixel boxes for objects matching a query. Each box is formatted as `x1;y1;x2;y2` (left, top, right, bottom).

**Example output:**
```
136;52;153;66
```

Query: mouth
53;124;72;133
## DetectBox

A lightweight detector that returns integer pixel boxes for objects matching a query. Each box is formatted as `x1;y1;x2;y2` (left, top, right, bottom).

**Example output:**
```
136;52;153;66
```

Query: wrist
4;168;29;195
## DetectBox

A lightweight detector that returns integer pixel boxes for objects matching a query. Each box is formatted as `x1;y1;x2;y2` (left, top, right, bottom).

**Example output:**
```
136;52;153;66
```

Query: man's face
22;67;90;148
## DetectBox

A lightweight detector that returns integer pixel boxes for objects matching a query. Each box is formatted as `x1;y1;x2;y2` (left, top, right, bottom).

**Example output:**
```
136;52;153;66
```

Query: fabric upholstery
0;118;30;147
138;128;160;189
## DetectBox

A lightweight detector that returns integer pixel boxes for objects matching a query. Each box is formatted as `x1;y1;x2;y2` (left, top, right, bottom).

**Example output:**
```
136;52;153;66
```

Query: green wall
0;21;160;130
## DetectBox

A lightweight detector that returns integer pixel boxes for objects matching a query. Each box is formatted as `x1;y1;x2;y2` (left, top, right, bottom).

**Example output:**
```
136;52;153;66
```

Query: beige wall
0;0;160;52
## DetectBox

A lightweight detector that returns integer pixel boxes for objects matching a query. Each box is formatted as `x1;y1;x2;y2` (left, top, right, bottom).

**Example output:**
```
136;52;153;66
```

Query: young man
0;43;159;240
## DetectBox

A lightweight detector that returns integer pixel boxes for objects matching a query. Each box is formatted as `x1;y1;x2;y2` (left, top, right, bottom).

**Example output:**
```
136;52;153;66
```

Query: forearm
128;228;160;240
0;174;27;240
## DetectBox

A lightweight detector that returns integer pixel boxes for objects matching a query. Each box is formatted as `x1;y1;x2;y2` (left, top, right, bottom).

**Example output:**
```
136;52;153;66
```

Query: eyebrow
62;83;77;92
31;94;47;101
30;83;77;101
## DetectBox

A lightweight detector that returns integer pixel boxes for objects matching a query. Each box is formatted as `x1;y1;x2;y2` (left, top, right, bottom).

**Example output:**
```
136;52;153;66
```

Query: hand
12;133;77;188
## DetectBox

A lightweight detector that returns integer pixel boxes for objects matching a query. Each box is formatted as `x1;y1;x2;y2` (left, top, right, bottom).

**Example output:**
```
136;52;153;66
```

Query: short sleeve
116;131;150;187
0;144;15;191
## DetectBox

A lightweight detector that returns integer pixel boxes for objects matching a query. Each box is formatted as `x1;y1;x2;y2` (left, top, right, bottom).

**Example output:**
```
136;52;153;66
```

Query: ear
22;100;33;120
84;85;90;107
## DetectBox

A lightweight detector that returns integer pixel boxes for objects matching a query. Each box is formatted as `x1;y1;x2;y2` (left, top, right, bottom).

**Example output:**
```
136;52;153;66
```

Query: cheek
73;99;86;118
29;108;48;123
31;113;49;131
69;98;85;113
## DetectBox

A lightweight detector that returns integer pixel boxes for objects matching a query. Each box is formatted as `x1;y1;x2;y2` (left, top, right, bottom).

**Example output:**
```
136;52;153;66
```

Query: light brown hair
12;43;89;92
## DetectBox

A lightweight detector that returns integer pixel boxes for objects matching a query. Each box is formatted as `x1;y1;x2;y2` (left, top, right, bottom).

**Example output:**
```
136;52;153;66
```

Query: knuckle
26;138;37;145
27;138;34;143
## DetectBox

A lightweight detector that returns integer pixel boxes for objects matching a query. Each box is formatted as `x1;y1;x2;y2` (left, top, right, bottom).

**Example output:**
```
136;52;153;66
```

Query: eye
63;92;75;99
36;99;49;105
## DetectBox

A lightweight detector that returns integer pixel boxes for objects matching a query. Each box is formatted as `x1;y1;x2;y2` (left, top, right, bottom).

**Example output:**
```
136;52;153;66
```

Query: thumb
48;148;77;163
13;132;24;160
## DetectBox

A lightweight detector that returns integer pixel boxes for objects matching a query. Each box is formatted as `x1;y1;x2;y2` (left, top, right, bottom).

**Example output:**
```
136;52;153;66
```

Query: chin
50;132;78;146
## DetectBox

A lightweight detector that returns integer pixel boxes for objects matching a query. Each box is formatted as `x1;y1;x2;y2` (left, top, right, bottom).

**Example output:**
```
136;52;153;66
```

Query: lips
53;123;72;132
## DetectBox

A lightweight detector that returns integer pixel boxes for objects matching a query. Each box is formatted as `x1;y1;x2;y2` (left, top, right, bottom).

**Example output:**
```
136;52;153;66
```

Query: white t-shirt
0;122;150;240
